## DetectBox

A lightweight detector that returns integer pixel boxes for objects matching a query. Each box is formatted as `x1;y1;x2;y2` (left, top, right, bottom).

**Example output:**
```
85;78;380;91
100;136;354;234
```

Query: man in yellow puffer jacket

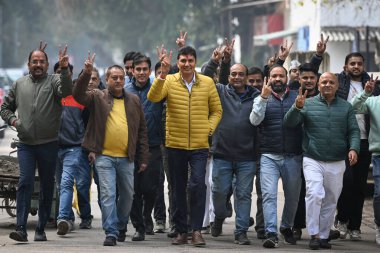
148;46;222;247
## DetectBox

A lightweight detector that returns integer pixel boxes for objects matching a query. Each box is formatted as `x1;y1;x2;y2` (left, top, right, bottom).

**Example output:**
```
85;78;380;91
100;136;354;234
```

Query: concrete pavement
0;129;379;252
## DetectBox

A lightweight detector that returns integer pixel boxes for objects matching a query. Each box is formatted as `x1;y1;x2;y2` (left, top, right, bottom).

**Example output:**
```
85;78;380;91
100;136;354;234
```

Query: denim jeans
372;155;380;226
56;146;91;221
212;158;256;235
95;155;135;238
260;154;302;234
167;148;208;233
16;141;58;231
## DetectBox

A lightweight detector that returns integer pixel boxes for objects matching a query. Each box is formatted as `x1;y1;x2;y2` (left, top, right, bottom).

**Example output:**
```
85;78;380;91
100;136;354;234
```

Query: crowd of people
1;32;380;250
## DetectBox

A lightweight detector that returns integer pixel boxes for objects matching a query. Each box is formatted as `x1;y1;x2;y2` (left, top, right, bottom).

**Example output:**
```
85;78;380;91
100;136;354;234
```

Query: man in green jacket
284;72;360;250
1;44;73;242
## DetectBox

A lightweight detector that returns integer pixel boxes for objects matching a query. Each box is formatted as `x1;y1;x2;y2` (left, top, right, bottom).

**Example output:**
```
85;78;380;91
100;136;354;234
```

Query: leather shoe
132;231;145;241
172;233;188;245
191;230;206;247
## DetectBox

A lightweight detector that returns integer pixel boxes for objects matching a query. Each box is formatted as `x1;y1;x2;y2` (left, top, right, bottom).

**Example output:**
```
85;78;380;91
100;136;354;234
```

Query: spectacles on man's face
30;60;47;65
230;72;245;78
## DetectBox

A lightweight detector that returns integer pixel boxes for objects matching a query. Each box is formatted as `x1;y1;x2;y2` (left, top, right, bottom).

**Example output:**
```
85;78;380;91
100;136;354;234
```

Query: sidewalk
0;181;378;253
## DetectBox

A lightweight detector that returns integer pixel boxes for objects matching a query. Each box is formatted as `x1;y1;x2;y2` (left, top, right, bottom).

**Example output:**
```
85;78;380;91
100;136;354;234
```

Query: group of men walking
1;32;380;250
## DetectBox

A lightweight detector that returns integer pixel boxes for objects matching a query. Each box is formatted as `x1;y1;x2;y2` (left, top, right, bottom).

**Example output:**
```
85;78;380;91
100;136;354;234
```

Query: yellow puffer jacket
148;72;222;150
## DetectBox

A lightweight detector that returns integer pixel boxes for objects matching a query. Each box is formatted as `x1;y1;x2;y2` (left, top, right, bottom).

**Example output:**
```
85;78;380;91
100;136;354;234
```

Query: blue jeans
372;155;380;226
260;155;302;234
212;158;256;235
56;146;91;221
167;148;208;233
16;141;58;231
95;155;134;239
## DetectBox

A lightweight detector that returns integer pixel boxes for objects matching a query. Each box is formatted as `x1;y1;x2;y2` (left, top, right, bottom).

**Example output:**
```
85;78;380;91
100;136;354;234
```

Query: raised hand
316;33;329;56
364;74;378;94
267;53;277;67
261;77;272;99
223;37;235;63
295;87;308;109
58;44;69;68
212;45;223;63
176;31;187;48
156;45;172;77
278;40;293;61
39;41;47;52
84;51;96;74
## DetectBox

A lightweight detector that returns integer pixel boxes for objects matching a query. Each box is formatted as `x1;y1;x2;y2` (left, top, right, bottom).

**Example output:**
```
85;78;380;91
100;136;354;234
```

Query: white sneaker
376;224;380;245
349;230;361;241
335;221;348;239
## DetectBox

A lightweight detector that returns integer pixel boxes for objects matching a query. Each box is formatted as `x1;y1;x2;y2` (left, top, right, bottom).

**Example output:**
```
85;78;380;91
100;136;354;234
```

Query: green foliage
0;0;222;68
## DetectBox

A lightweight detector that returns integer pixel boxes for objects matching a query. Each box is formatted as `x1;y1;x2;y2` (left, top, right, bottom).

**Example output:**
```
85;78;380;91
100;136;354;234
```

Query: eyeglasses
230;72;245;78
30;60;47;65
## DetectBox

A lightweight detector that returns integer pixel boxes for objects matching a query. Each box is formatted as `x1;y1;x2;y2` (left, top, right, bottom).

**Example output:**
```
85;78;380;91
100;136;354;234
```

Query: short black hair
299;63;318;76
248;66;264;79
53;61;74;73
345;52;364;65
132;55;151;69
269;64;288;76
28;50;49;63
106;65;125;79
154;62;161;74
177;46;197;60
123;51;142;64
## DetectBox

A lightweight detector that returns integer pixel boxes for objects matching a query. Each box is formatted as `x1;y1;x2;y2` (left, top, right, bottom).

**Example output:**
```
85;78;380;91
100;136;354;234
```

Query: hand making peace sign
316;33;329;56
156;45;173;77
364;73;378;94
176;31;187;48
84;51;96;74
223;37;235;63
58;44;70;69
278;40;293;61
261;77;272;99
295;87;308;109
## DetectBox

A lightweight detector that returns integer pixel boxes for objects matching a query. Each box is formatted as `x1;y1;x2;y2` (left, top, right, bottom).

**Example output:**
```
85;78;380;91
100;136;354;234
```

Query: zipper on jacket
188;92;191;149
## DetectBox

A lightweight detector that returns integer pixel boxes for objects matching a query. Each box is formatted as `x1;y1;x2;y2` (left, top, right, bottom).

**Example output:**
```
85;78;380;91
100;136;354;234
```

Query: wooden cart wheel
5;198;16;217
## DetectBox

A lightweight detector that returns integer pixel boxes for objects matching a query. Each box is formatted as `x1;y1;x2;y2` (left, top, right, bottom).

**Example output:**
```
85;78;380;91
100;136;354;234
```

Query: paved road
0;129;378;252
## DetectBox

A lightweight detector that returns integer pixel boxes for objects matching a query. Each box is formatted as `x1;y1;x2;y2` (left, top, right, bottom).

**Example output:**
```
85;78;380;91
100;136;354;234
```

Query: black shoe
103;236;116;246
262;232;279;248
320;239;332;249
328;229;340;241
9;227;28;242
34;229;47;241
234;232;251;245
292;228;302;240
117;229;126;242
309;237;320;250
211;217;224;237
226;200;233;218
249;217;255;227
145;229;155;235
132;231;145;241
256;229;266;240
167;226;178;238
280;227;296;245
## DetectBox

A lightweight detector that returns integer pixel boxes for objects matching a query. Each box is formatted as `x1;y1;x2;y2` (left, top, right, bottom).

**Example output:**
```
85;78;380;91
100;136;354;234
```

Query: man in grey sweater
1;44;73;242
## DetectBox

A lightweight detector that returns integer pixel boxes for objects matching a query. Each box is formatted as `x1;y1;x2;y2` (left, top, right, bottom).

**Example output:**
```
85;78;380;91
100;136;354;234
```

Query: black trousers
130;146;162;233
336;139;371;231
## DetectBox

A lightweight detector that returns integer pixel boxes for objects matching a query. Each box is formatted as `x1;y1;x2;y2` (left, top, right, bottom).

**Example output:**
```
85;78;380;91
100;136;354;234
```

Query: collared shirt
182;73;196;93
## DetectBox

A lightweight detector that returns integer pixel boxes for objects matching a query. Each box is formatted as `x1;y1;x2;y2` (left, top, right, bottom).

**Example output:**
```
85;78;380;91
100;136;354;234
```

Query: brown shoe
191;230;206;247
172;233;188;245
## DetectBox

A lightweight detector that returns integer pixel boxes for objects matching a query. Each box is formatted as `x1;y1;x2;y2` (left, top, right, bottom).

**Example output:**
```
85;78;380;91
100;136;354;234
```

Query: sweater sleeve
249;96;268;126
351;90;370;114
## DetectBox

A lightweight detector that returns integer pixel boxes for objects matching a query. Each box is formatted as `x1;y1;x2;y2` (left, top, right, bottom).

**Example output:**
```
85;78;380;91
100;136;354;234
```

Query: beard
271;81;287;93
